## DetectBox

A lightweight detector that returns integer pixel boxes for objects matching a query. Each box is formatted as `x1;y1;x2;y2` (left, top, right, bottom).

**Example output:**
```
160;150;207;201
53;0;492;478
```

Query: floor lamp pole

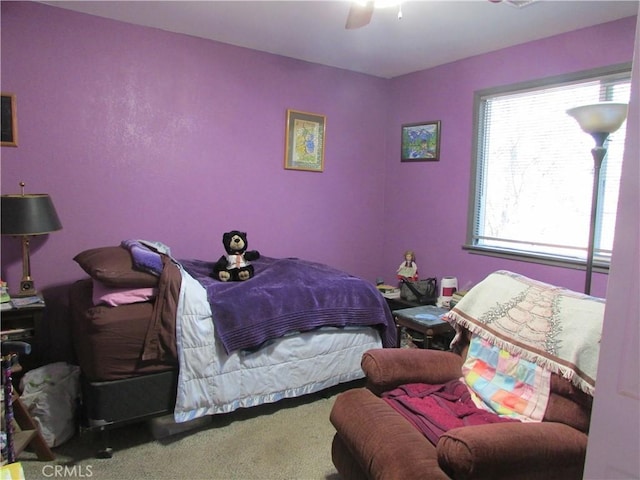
566;102;628;296
585;143;607;296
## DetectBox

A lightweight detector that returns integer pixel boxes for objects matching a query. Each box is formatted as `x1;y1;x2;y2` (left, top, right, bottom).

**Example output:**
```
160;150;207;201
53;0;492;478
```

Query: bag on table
400;277;438;305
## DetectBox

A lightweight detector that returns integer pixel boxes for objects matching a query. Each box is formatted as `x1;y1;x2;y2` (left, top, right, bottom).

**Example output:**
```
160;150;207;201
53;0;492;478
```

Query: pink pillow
92;279;157;307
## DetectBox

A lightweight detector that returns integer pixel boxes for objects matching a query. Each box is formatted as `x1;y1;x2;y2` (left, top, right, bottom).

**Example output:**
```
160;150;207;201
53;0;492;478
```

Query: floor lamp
566;102;628;295
1;182;63;297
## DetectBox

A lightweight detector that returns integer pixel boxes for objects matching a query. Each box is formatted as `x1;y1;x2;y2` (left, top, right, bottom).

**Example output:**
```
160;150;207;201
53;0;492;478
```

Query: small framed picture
284;109;326;172
401;121;441;162
1;93;18;147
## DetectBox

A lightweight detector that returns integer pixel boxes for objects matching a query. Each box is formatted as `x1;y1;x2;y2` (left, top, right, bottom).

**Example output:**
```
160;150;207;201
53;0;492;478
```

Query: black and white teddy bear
211;230;260;282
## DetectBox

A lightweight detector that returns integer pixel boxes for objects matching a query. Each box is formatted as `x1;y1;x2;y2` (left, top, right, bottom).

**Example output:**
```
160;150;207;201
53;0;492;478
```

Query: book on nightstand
449;290;469;309
377;284;401;299
0;280;10;304
9;296;45;308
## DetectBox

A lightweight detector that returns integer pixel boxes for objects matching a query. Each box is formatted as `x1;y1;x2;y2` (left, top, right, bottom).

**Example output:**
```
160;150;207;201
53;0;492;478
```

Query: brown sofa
330;341;593;479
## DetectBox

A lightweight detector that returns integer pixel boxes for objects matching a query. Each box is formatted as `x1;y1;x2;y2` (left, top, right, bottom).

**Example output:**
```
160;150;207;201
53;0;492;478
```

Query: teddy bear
211;230;260;282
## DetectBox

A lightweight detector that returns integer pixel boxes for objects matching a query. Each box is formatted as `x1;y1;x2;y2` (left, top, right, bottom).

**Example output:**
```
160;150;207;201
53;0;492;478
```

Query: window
467;64;631;269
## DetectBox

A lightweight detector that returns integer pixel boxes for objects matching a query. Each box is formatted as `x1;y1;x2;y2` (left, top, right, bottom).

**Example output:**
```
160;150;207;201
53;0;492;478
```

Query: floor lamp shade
1;193;63;296
566;102;628;137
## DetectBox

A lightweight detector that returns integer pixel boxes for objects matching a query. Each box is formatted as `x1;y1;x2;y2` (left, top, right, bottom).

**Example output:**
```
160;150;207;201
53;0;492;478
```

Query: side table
392;305;454;350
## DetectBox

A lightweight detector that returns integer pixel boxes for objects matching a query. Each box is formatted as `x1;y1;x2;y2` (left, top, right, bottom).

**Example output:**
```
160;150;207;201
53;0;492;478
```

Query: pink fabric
92;279;157;307
382;380;519;445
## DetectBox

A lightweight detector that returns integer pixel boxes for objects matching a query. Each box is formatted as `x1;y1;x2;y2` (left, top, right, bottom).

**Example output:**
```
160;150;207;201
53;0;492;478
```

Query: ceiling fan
345;0;538;30
345;1;402;30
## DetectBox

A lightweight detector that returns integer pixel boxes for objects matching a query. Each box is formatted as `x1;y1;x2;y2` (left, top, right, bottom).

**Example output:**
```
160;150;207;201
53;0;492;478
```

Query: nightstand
1;295;45;371
392;305;455;350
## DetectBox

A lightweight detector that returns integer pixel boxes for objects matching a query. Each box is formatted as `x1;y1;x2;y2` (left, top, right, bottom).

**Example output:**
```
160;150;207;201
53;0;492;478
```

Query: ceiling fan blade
345;2;374;30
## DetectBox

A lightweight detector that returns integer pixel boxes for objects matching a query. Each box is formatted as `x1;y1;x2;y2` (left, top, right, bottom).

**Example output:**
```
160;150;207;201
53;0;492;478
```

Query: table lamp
1;182;63;296
566;102;628;295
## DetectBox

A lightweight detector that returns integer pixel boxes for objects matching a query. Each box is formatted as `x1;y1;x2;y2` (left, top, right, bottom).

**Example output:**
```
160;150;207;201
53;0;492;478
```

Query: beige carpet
16;382;360;480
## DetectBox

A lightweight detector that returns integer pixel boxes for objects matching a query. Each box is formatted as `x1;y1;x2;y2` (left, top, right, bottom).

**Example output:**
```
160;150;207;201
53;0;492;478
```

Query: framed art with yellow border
284;109;326;172
1;93;18;147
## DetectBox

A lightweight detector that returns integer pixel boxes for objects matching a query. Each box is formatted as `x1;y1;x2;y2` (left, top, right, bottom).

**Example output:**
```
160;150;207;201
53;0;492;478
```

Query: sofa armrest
361;348;463;396
330;388;450;480
437;422;588;480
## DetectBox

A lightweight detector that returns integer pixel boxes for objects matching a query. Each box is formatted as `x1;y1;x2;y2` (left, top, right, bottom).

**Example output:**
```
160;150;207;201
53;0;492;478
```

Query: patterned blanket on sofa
445;270;604;396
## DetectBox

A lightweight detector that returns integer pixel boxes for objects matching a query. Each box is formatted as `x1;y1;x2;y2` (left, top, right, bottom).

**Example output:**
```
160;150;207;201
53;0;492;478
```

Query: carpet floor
16;382;361;480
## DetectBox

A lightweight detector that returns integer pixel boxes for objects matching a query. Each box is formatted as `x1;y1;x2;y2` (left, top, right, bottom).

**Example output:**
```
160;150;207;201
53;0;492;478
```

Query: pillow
121;239;164;276
92;279;157;307
73;246;159;288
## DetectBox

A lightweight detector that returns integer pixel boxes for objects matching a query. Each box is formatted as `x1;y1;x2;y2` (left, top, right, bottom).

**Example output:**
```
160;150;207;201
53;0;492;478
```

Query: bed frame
80;370;177;457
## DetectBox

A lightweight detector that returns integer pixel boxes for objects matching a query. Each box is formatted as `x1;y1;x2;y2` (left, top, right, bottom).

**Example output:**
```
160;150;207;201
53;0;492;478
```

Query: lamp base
14;279;37;298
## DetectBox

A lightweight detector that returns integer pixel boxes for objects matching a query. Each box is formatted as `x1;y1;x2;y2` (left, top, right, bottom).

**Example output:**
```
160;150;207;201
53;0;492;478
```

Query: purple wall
1;1;636;311
1;2;389;295
383;16;637;297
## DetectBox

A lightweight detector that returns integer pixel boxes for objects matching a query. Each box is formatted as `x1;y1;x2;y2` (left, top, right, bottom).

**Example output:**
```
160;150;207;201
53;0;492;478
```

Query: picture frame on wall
1;93;18;147
284;109;326;172
401;121;441;162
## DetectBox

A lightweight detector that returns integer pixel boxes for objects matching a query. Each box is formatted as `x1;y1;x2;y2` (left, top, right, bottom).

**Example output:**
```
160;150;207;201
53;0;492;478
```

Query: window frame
465;63;632;272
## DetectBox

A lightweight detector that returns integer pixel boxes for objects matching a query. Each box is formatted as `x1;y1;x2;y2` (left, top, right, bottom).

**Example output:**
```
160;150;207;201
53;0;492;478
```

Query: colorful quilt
462;335;550;422
445;270;604;396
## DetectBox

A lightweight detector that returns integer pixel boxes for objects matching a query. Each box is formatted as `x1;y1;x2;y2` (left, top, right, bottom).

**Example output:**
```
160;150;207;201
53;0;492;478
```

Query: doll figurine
397;250;419;281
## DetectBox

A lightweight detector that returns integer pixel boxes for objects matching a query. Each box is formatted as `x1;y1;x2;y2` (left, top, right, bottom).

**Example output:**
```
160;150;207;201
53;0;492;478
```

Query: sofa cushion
544;374;593;432
437;422;588;480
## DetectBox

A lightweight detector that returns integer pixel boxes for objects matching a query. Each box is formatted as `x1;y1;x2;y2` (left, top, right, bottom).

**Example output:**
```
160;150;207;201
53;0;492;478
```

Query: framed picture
1;93;18;147
284;109;326;172
401;121;441;162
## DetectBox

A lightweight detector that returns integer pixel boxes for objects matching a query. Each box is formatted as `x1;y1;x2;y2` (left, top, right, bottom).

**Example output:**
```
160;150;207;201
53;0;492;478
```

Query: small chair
330;271;598;480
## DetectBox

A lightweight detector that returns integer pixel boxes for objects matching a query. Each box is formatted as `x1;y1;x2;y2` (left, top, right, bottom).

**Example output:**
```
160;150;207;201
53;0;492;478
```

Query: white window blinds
469;66;631;267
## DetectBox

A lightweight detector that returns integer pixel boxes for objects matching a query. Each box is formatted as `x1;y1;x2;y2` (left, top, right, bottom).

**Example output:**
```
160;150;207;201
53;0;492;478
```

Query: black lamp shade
1;194;63;235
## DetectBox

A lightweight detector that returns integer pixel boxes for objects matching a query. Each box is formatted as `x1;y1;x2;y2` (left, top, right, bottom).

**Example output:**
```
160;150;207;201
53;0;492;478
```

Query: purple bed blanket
180;256;396;354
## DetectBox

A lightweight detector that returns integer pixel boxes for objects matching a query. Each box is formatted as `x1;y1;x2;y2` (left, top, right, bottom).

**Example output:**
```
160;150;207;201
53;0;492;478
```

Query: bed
69;243;396;456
